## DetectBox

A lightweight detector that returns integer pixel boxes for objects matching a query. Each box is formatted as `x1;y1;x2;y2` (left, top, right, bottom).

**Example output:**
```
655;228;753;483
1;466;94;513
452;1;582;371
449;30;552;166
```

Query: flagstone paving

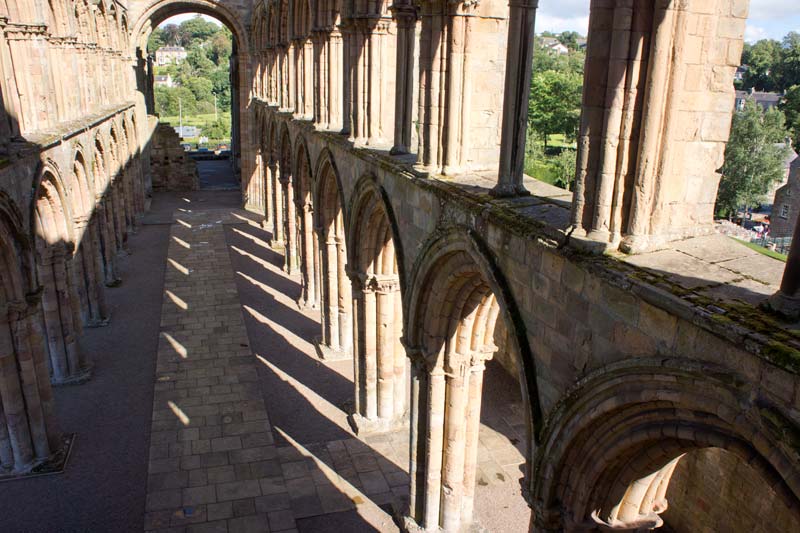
143;201;531;533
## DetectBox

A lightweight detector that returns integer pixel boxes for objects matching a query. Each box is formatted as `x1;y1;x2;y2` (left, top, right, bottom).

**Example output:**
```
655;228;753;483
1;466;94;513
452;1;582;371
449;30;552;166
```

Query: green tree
716;101;792;218
179;16;220;48
159;23;183;46
782;85;800;147
777;32;800;91
154;86;198;117
528;70;583;149
209;30;233;66
147;27;166;53
203;118;231;140
552;149;577;190
741;39;781;91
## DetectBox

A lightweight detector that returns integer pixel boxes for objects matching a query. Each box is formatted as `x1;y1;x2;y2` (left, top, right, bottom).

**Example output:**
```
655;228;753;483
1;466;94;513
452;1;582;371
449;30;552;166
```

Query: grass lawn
543;134;577;150
524;157;559;186
160;112;231;127
731;238;787;262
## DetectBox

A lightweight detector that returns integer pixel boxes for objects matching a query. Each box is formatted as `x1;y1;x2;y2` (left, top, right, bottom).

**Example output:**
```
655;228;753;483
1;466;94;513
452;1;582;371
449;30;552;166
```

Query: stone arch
314;149;352;358
0;191;59;474
131;0;249;54
32;164;90;384
404;226;540;531
347;174;408;434
70;148;110;326
532;358;800;531
294;135;317;309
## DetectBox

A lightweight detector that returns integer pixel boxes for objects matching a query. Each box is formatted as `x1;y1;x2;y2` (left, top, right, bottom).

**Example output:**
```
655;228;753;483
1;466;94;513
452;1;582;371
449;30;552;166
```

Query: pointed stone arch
32;164;90;385
404;226;541;531
347;173;408;434
313;149;352;359
294;134;317;309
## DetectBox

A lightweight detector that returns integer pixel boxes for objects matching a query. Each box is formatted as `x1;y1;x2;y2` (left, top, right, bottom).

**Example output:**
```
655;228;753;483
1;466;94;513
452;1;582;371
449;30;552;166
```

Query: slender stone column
407;352;427;525
283;175;299;274
324;233;340;351
270;160;285;247
336;234;353;354
70;220;92;325
262;154;274;232
88;218;110;320
96;197;119;286
491;0;538;197
441;359;469;532
423;366;447;528
313;28;344;131
390;2;419;155
300;202;317;308
461;354;488;524
301;39;314;119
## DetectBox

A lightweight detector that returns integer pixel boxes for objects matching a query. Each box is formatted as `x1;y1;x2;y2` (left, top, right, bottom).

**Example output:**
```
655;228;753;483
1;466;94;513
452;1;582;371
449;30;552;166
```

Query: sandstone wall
665;448;798;533
149;123;198;192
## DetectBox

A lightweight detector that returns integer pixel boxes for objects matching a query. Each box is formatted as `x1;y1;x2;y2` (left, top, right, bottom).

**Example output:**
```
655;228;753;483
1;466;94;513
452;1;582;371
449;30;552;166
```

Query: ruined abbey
1;0;800;532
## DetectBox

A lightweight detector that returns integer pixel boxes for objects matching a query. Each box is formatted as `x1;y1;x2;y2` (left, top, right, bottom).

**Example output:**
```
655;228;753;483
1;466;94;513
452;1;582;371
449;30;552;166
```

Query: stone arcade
1;0;800;532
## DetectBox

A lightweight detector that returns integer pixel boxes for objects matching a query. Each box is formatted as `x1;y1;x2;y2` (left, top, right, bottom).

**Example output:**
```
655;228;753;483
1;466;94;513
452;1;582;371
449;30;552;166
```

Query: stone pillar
300;201;317;308
571;0;748;253
416;0;508;176
768;214;800;318
270;160;285;247
96;196;119;286
324;232;340;351
262;152;274;231
38;247;90;385
336;234;353;355
313;28;344;131
491;0;538;197
407;349;493;531
342;14;396;146
390;2;419;155
0;297;59;474
282;174;299;274
350;275;406;434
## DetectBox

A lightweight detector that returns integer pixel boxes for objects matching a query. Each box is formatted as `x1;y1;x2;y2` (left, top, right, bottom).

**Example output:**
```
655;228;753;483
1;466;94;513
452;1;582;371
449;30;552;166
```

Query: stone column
300;201;317;308
282;174;299;274
270;160;285;247
0;297;59;474
313;27;344;131
262;153;273;232
343;15;396;146
324;232;340;351
336;234;353;355
768;214;800;318
301;38;314;119
390;2;419;155
95;197;119;286
491;0;538;197
350;275;405;434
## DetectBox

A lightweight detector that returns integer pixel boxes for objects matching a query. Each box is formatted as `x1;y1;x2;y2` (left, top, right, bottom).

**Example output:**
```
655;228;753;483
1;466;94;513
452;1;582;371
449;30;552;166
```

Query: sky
161;2;800;43
537;0;799;42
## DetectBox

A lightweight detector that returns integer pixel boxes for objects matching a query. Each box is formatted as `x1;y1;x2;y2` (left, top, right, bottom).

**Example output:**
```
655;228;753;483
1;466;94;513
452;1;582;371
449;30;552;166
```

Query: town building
155;45;187;66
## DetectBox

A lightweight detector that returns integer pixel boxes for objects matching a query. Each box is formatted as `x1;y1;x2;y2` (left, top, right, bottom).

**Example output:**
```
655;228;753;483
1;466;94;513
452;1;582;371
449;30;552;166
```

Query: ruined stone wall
257;105;800;530
664;448;798;533
149;123;198;192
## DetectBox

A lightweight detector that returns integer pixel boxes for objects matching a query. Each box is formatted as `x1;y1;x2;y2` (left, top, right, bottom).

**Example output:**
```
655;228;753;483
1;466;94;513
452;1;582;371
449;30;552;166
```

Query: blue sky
537;0;798;42
162;2;800;43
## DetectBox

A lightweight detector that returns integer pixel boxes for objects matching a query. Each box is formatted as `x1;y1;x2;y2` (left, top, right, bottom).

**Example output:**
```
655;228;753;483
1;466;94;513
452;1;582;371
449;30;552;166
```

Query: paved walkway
143;200;530;532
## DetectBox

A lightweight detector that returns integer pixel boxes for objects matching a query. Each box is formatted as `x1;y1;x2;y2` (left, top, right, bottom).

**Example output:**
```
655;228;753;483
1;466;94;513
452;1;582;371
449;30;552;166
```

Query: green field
160;112;231;127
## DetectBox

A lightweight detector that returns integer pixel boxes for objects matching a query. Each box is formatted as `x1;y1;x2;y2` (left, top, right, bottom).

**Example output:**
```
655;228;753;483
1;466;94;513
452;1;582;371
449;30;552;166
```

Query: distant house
154;74;174;88
155;46;187;66
540;36;570;55
767;147;799;205
734;88;783;112
771;152;800;238
174;125;201;138
734;65;748;82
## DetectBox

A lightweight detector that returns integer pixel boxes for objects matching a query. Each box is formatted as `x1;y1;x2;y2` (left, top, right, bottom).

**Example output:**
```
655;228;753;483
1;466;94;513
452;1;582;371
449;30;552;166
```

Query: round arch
532;358;800;531
130;0;249;53
404;225;542;531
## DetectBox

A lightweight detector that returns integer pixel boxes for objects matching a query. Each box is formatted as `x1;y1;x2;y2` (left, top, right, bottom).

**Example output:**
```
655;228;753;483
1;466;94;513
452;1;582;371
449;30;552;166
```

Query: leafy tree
160;24;183;46
741;39;781;91
782;85;800;147
154;86;198;117
179;16;220;48
203;118;231;140
147;27;166;54
558;31;582;50
185;77;214;103
716;101;792;218
528;70;583;149
552;149;577;190
776;32;800;91
187;48;215;77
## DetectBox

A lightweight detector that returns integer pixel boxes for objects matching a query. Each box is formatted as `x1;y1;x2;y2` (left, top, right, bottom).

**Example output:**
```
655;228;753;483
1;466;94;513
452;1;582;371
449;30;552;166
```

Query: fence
750;236;793;255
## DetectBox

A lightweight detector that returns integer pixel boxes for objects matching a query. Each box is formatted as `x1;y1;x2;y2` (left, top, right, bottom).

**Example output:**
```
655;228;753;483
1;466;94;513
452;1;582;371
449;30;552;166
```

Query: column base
296;298;319;312
765;290;800;320
488;182;530;198
51;365;93;386
313;336;352;361
348;412;409;436
0;433;75;481
268;239;285;251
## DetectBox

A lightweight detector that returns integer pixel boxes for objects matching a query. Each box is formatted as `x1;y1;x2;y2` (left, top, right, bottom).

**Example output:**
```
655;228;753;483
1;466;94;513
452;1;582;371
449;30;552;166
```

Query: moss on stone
761;342;800;374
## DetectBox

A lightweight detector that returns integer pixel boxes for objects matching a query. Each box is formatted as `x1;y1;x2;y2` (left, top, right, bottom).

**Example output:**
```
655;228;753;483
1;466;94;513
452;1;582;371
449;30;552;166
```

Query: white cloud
748;0;799;21
159;14;222;28
744;24;768;42
536;14;590;35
